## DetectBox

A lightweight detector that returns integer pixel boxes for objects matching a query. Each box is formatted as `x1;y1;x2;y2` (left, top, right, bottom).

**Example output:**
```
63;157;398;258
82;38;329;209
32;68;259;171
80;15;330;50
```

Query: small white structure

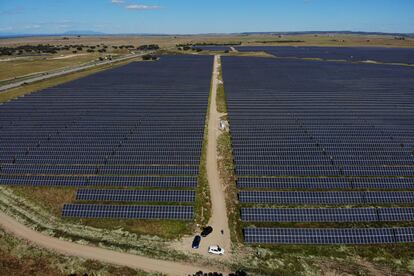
219;120;228;131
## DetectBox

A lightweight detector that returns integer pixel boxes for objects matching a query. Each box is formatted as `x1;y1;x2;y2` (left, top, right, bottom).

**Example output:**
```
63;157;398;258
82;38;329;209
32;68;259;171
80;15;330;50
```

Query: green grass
194;65;213;227
216;83;227;113
217;132;241;244
215;61;227;114
71;218;193;240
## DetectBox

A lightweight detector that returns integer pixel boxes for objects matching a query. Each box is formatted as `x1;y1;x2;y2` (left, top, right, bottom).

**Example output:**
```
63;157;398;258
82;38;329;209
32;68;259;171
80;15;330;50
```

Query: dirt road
204;55;232;256
0;212;223;275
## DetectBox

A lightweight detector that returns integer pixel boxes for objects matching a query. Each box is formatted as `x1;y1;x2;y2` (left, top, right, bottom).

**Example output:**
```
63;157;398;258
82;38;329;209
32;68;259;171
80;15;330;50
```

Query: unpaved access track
172;55;232;260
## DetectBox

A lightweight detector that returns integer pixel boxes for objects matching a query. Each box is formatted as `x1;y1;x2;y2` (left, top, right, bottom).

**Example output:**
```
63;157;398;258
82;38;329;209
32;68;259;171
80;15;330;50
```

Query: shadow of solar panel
62;204;193;220
76;189;195;203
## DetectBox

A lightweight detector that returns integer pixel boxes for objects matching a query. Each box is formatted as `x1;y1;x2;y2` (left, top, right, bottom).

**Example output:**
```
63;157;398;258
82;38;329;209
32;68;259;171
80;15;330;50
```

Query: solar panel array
222;56;414;244
236;46;414;64
0;55;213;220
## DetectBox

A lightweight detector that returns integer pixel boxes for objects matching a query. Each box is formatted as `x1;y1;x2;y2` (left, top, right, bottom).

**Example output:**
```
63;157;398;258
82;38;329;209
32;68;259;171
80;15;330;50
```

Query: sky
1;0;414;35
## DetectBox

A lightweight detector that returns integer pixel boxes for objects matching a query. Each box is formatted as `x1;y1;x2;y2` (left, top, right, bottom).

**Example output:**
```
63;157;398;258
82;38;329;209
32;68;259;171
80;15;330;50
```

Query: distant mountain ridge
63;30;106;35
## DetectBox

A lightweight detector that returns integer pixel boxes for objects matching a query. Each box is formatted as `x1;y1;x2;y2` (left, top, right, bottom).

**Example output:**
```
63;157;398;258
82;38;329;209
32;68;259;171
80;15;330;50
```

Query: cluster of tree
142;54;158;60
0;43;112;56
0;44;61;56
175;44;204;52
176;44;193;51
394;36;406;40
117;45;135;49
0;42;160;57
137;44;160;51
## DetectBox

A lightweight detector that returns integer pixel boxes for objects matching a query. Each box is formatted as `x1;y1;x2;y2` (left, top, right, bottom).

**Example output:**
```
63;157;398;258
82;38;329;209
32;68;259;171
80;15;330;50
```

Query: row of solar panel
0;175;197;188
235;157;414;165
62;204;193;220
237;177;414;190
0;165;199;175
239;191;414;205
236;166;414;177
243;227;414;244
76;189;195;203
1;157;200;165
241;207;414;222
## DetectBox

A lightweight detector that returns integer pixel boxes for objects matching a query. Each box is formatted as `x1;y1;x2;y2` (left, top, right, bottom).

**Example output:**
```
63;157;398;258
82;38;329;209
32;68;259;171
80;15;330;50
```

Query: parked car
201;226;213;237
208;245;225;255
192;235;201;249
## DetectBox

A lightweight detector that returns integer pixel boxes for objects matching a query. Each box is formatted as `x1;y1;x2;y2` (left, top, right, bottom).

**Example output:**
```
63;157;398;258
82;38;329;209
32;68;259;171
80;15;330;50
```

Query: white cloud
111;0;125;3
126;4;161;10
24;24;41;29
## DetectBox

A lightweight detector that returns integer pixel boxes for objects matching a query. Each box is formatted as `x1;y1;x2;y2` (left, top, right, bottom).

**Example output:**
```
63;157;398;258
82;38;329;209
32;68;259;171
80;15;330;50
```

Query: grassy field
0;53;100;82
0;226;157;276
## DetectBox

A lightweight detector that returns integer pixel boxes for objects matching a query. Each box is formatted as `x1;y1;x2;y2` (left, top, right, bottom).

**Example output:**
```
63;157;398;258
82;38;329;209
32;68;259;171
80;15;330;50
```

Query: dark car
192;235;201;249
201;226;213;237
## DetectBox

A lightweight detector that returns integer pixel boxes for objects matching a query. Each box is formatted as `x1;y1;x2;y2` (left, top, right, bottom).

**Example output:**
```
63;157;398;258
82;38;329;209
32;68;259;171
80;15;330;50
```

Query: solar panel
244;227;397;244
62;204;193;220
239;191;414;205
239;191;364;205
76;189;195;202
236;177;414;190
394;227;414;243
378;208;414;221
241;208;378;222
241;207;414;222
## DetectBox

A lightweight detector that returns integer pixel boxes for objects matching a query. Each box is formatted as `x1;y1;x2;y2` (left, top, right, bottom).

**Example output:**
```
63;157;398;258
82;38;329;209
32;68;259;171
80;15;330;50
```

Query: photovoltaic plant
0;55;213;220
222;56;414;244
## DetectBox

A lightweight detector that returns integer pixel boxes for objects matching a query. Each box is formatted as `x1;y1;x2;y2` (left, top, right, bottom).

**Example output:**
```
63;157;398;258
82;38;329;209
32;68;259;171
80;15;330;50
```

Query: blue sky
1;0;414;34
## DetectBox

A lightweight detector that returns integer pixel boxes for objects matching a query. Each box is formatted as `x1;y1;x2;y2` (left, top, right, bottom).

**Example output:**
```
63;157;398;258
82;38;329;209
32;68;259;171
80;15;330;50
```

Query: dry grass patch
8;186;76;217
